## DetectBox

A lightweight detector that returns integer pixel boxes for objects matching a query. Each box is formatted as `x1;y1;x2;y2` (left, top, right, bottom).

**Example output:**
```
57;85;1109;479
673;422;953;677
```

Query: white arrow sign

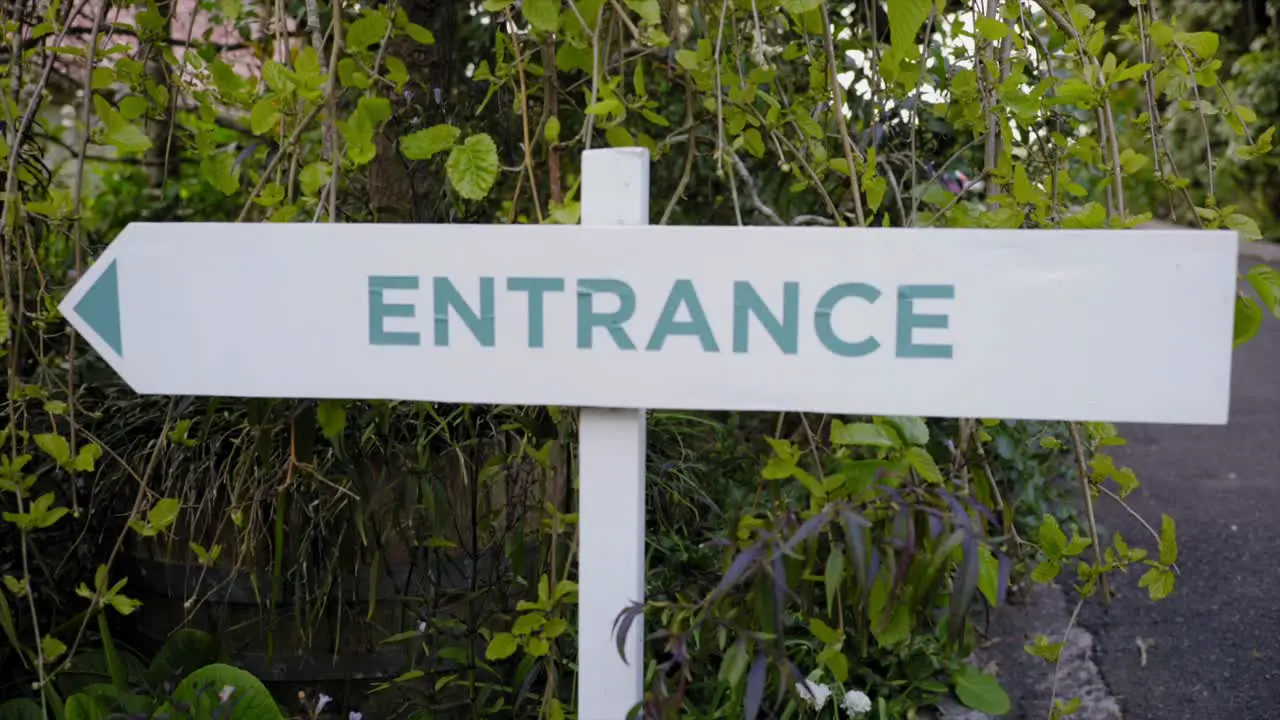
60;221;1238;424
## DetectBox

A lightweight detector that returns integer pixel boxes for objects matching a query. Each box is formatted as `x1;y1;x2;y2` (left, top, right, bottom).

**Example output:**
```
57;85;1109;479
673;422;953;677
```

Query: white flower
349;713;363;720
316;694;332;713
218;686;235;704
418;620;427;633
795;679;832;711
842;689;872;716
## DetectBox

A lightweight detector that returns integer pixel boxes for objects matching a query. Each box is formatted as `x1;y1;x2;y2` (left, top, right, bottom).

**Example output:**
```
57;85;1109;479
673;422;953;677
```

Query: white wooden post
577;147;649;719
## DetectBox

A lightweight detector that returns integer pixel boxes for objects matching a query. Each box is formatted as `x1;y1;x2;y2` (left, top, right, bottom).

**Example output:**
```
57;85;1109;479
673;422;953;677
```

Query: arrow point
75;258;122;356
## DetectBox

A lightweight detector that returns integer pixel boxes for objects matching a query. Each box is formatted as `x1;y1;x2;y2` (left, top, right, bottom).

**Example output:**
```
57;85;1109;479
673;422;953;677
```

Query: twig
1067;422;1109;604
236;103;325;221
729;152;784;225
1047;597;1085;713
820;3;865;226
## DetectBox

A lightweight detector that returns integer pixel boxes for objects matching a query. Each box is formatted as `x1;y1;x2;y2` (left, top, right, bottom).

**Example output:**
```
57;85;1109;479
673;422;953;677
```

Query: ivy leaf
348;12;391;51
522;0;560;32
401;124;460;160
887;0;931;57
953;665;1011;715
249;97;281;135
1234;295;1262;348
1246;265;1280;318
446;133;499;200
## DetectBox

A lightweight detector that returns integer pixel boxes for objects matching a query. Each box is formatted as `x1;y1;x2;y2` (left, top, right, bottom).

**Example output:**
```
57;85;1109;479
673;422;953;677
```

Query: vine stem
67;0;111;519
1047;597;1085;714
236;103;325;220
1067;422;1109;604
820;2;866;226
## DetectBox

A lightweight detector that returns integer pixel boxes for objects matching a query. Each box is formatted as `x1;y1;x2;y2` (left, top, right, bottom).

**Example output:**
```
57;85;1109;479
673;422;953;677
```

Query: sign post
58;151;1240;719
577;148;649;719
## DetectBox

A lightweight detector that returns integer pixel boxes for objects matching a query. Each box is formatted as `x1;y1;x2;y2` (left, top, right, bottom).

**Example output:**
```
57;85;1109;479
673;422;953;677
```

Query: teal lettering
433;277;495;347
897;284;954;358
508;277;565;348
814;282;881;357
368;275;420;346
577;279;637;350
647;279;720;352
733;281;798;354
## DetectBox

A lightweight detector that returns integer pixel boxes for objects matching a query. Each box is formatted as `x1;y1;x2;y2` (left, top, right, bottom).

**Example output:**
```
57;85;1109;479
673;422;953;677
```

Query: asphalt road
1077;255;1280;719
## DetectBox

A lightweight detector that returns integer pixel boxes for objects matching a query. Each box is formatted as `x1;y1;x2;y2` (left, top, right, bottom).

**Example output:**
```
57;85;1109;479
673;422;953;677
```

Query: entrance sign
60;216;1237;424
60;148;1240;719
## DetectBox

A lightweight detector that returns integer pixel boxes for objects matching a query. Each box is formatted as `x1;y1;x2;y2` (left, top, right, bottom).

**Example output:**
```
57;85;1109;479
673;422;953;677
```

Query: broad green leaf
1139;567;1175;600
159;664;282;720
1179;31;1219;60
1227;213;1263;242
977;546;999;606
148;498;180;531
1038;514;1067;559
882;416;928;446
605;125;635;147
808;618;840;645
485;632;519;660
1247;265;1280;318
1234;295;1262;347
522;0;560;32
446;133;499;200
624;0;659;24
249;97;280;135
201;152;241;195
780;0;821;13
340;109;377;166
34;433;71;466
316;400;347;441
1012;164;1035;204
953;665;1011;715
742;128;766;158
338;58;372;89
401;124;460;160
887;0;931;57
865;174;887;211
824;547;844;614
1062;202;1106;229
93;95;152;154
348;13;391;51
974;17;1008;41
1119;148;1149;174
544;117;561;144
118;96;147;120
261;61;296;93
299;162;331;196
405;22;435;44
91;67;114;89
357;95;392;127
830;420;897;448
42;635;67;662
384;55;409;89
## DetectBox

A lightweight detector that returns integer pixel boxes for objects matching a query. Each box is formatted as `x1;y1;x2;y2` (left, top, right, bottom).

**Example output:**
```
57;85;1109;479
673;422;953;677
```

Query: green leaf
1062;202;1106;229
1247;265;1280;318
953;665;1011;715
1139;567;1175;600
882;416;928;446
675;49;701;71
974;17;1008;41
1234;295;1263;348
201;152;241;195
1011;164;1036;204
485;632;519;661
299;162;332;196
865;174;887;212
887;0;931;57
1179;31;1219;60
824;548;844;614
1038;514;1067;559
94;95;152;154
808;618;840;645
830;420;897;448
340;110;377;166
160;664;282;720
446;134;500;200
401;124;460;160
249;97;280;136
742;128;765;159
358;96;392;127
1159;514;1178;565
544;117;561;144
146;629;222;687
624;0;660;24
905;446;943;484
34;433;71;466
384;55;409;89
978;546;999;606
316;400;347;442
605;125;635;147
522;0;560;32
91;67;114;89
1227;213;1263;242
779;0;822;15
118;96;148;120
348;13;391;51
338;58;372;89
148;498;180;531
405;22;435;44
42;635;68;662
